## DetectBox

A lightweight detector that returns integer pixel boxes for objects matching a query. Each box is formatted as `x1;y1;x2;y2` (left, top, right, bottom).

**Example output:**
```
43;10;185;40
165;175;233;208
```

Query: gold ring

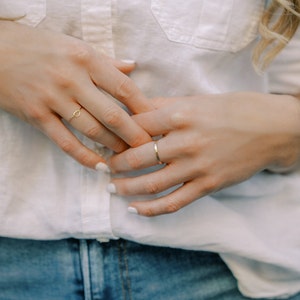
69;106;82;122
154;141;163;165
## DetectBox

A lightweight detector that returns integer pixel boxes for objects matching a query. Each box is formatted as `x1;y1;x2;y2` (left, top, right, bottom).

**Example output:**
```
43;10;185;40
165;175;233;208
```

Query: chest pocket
0;0;46;27
151;0;265;52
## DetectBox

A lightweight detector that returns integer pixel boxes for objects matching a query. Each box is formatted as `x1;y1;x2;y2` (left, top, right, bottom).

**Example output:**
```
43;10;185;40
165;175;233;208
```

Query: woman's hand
108;92;300;216
0;21;152;168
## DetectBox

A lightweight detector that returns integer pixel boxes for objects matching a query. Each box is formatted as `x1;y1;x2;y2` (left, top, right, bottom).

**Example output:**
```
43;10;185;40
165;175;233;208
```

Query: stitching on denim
118;240;133;300
123;241;133;300
118;240;127;300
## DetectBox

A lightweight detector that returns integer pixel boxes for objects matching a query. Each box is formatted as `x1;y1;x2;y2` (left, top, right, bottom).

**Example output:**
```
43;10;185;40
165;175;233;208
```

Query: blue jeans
0;238;299;300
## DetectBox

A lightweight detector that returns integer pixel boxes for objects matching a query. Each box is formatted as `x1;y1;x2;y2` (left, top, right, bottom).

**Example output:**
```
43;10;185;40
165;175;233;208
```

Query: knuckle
68;42;93;65
144;179;161;194
169;110;188;129
201;176;220;194
102;107;123;129
84;124;103;140
25;106;48;124
47;64;74;90
125;150;143;169
111;139;127;153
178;134;200;156
118;181;131;195
40;91;57;107
142;207;158;217
128;131;148;148
77;152;94;167
55;70;73;89
164;198;181;214
59;138;74;154
115;77;134;101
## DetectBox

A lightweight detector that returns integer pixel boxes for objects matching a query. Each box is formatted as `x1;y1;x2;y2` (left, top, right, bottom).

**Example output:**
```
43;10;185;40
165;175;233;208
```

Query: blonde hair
253;0;300;72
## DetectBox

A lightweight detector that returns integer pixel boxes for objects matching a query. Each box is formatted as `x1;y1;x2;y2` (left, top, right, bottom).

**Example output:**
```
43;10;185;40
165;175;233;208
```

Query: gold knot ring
69;106;82;122
154;141;163;165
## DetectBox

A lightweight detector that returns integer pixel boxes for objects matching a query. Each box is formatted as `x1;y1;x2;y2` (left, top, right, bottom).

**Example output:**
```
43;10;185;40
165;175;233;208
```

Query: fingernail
121;59;135;64
107;183;117;194
95;162;111;173
128;207;138;215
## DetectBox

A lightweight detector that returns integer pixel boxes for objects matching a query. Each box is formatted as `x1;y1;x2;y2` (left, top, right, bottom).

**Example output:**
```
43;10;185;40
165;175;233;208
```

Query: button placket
79;0;117;240
81;0;115;57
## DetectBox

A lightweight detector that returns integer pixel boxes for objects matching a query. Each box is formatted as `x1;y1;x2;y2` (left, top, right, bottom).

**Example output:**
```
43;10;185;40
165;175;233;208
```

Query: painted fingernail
121;59;135;64
95;162;111;173
128;207;138;215
107;183;117;194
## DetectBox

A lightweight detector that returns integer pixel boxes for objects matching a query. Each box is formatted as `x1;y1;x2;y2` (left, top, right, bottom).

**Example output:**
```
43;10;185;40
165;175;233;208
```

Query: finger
110;162;191;196
95;52;136;75
75;81;152;147
109;141;157;172
110;139;174;172
59;103;128;153
88;56;153;114
131;108;177;137
132;104;189;136
149;97;179;109
128;181;203;217
41;116;106;169
110;58;136;75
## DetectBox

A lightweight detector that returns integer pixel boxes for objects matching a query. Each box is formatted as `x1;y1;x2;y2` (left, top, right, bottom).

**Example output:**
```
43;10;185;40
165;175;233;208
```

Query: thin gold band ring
154;141;163;165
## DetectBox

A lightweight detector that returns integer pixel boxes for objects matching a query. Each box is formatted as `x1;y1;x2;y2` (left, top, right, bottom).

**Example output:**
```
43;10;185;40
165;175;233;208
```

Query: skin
2;21;300;218
109;93;300;216
0;21;153;169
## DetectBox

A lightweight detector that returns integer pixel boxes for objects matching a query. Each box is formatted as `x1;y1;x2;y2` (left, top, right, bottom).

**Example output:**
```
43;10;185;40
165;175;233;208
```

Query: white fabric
1;0;300;298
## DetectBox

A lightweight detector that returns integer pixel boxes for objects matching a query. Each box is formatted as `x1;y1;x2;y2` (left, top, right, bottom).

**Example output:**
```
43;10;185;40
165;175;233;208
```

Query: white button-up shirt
1;0;300;298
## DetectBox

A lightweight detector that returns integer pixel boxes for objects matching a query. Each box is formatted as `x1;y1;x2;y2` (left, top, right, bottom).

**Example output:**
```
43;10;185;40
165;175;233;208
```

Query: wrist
266;94;300;173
